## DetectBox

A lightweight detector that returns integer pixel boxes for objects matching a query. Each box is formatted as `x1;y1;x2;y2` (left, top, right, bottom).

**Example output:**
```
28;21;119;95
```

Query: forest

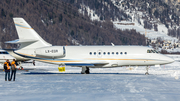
0;0;146;48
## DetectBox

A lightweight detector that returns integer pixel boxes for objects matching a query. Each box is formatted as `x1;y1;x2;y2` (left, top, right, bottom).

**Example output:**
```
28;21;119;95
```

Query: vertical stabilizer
13;18;52;49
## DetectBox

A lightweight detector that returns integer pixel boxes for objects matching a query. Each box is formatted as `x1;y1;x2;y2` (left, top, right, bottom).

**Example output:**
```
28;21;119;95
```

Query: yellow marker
58;67;65;72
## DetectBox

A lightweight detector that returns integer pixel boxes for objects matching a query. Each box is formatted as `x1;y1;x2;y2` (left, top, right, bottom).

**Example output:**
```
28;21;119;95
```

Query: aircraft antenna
111;43;115;46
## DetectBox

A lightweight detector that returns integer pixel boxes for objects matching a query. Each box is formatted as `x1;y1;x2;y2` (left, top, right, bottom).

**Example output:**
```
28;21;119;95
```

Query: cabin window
103;52;106;55
108;52;110;55
154;50;159;53
90;52;92;55
98;52;101;55
116;52;118;55
94;52;96;55
151;50;155;53
112;52;114;55
120;52;123;55
125;52;127;54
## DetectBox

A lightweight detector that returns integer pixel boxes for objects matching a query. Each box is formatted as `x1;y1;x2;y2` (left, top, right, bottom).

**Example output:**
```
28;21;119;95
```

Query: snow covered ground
113;21;178;42
0;61;180;101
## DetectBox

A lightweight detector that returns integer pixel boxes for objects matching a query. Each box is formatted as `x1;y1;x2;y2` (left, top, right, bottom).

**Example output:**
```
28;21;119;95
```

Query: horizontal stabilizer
5;39;38;44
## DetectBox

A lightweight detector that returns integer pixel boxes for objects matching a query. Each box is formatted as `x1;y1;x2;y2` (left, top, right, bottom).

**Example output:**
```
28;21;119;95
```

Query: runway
0;62;180;101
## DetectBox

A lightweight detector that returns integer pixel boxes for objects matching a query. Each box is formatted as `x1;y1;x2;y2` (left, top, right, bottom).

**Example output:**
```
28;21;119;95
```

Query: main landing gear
145;66;149;75
81;66;90;74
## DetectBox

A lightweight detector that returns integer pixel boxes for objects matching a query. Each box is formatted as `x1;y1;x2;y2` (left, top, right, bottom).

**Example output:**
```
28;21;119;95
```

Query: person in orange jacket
10;59;17;81
4;59;11;81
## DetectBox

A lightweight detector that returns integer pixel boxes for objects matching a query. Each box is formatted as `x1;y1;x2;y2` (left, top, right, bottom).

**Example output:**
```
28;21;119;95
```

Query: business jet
5;18;174;74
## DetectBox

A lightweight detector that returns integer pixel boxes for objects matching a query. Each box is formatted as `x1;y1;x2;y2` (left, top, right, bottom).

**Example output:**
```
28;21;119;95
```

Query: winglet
111;43;115;46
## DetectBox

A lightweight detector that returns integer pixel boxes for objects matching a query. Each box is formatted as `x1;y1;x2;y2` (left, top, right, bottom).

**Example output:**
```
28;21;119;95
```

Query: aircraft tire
85;67;90;74
145;72;149;75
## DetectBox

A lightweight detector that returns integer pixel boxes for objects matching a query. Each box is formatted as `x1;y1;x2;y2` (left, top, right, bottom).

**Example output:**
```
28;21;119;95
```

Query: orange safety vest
11;61;17;68
4;62;10;70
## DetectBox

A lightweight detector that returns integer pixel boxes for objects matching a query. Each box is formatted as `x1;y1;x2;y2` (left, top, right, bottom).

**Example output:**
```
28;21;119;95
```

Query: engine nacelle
35;46;65;59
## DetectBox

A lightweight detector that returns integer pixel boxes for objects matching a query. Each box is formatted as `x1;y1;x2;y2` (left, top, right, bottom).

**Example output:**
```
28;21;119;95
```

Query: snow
78;5;100;21
3;28;6;33
157;24;168;34
166;48;180;53
111;0;180;46
41;20;44;24
68;37;81;45
0;61;180;101
78;0;177;44
41;20;46;26
113;20;178;43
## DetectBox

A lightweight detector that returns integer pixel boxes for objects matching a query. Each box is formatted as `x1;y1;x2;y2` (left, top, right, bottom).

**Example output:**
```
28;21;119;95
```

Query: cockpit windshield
147;49;158;53
151;50;155;53
154;50;159;53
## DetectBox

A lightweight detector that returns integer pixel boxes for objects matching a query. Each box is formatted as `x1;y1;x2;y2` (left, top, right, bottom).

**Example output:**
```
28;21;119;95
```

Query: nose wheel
145;66;149;75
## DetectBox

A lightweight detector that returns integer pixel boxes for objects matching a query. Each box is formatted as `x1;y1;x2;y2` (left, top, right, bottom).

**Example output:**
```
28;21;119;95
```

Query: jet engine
35;46;65;59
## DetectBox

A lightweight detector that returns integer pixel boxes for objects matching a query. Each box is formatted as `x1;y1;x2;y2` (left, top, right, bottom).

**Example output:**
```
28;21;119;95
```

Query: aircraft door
97;50;102;58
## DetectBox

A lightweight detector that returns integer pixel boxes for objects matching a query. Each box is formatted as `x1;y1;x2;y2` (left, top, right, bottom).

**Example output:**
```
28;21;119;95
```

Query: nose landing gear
145;66;149;75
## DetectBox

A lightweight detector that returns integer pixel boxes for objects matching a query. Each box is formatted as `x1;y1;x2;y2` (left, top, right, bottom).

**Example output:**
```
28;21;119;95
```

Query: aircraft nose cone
168;58;175;63
165;56;174;64
161;55;175;64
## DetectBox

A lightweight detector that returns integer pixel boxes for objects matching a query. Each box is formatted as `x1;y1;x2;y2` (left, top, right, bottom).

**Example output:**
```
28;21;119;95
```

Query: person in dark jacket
10;59;17;81
4;59;11;81
33;60;35;66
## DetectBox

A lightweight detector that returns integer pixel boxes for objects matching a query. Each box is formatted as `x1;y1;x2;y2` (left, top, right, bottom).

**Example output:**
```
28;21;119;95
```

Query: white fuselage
14;46;174;68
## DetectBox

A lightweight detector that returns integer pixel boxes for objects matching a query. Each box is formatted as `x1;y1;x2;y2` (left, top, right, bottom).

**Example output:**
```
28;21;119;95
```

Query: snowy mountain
0;0;146;49
1;0;180;51
72;0;180;52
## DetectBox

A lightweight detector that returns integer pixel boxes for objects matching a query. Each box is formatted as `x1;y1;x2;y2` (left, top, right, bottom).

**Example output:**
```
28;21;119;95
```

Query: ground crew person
4;59;11;81
33;60;35;66
10;59;17;81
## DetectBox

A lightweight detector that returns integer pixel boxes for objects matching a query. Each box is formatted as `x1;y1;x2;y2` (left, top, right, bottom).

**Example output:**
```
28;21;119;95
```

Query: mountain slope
0;0;146;48
110;0;180;38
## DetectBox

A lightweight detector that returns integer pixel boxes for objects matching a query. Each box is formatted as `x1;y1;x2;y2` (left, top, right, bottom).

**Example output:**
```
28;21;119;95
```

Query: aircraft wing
0;61;109;72
64;61;109;67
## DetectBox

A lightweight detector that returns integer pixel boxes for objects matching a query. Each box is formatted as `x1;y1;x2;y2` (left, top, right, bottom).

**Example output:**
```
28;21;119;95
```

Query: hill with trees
0;0;146;48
